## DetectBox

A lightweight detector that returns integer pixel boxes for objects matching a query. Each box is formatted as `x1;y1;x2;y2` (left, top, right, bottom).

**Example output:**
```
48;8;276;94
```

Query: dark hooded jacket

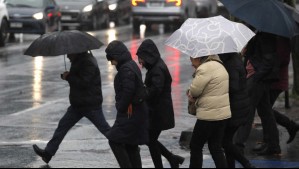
105;41;149;145
66;52;103;112
220;53;251;127
137;39;175;131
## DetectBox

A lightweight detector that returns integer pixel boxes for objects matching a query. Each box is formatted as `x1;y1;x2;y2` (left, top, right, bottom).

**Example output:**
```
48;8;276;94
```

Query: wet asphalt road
0;21;299;168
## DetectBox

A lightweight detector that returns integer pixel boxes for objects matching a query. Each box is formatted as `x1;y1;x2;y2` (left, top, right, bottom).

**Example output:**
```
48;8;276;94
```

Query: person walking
188;55;231;168
253;36;299;152
105;40;149;168
235;32;281;156
219;53;254;168
33;52;111;164
271;37;299;144
137;39;185;168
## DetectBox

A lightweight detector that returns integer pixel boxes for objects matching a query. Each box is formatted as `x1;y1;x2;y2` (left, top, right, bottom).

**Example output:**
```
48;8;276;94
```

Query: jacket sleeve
254;53;277;82
254;35;277;82
190;65;211;98
66;60;97;89
146;69;165;100
117;67;136;113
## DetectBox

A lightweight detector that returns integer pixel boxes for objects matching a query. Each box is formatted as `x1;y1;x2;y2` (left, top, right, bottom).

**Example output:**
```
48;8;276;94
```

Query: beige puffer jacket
190;55;232;121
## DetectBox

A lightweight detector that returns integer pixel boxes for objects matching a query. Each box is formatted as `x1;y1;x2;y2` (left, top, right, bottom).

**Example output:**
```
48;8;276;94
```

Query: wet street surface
0;23;299;168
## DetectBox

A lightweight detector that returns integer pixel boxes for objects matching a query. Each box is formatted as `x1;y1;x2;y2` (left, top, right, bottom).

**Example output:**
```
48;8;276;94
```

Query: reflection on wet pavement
33;57;43;108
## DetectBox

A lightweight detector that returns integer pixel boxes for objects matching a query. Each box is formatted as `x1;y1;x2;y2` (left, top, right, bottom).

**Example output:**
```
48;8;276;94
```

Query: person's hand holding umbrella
61;71;70;80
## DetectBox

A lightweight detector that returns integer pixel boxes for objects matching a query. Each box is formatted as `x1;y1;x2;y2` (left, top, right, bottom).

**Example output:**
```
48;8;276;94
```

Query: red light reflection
165;46;182;116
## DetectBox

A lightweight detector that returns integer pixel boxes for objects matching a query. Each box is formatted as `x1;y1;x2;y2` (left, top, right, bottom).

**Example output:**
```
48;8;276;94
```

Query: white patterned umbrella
165;16;255;58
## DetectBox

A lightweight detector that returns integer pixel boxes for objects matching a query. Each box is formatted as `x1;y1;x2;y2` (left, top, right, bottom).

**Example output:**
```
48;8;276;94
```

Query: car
57;0;110;30
0;0;9;47
132;0;197;32
193;0;218;18
6;0;61;35
107;0;131;26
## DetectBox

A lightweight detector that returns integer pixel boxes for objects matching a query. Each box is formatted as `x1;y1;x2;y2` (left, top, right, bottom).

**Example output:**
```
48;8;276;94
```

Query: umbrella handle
64;55;67;71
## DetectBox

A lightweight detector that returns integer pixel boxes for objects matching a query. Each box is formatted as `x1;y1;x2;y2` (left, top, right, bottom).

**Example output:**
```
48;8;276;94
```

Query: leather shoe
169;155;185;168
287;122;299;144
256;146;281;156
33;145;52;164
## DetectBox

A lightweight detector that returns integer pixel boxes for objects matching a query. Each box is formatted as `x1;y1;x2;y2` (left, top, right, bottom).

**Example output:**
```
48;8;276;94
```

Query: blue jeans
45;106;111;156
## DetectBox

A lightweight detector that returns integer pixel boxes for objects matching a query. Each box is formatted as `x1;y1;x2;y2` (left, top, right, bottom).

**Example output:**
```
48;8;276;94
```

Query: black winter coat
137;39;175;131
66;53;103;112
244;32;280;83
105;41;149;146
220;53;251;128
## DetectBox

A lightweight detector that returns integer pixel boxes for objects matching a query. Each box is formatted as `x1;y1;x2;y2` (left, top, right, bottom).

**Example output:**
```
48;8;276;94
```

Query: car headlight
109;4;118;11
83;4;93;12
33;12;44;20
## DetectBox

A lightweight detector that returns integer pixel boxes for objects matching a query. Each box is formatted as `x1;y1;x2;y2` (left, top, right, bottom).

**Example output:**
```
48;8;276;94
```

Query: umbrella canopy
24;30;104;57
220;0;299;38
165;16;255;58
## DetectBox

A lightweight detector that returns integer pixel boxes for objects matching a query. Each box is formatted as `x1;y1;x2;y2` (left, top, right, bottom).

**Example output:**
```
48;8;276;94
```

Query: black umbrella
24;30;104;57
220;0;299;38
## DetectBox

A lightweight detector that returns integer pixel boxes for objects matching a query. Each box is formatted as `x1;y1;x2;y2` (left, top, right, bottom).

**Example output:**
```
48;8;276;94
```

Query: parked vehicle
194;0;218;17
107;0;131;26
57;0;109;30
5;0;61;35
132;0;197;32
0;0;9;47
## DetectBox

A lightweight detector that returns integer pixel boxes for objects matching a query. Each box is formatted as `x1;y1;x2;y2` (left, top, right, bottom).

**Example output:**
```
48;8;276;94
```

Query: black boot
169;155;185;168
287;121;299;144
33;145;52;164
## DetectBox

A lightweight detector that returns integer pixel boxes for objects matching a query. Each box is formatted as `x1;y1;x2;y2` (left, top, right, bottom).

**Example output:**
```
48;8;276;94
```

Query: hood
8;7;43;18
106;41;132;68
200;55;222;67
137;39;161;68
57;0;95;11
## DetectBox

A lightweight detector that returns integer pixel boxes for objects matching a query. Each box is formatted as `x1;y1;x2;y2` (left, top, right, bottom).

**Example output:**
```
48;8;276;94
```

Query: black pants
223;124;251;168
262;89;294;142
109;141;142;168
235;78;280;150
148;130;174;168
190;120;228;168
45;106;111;156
